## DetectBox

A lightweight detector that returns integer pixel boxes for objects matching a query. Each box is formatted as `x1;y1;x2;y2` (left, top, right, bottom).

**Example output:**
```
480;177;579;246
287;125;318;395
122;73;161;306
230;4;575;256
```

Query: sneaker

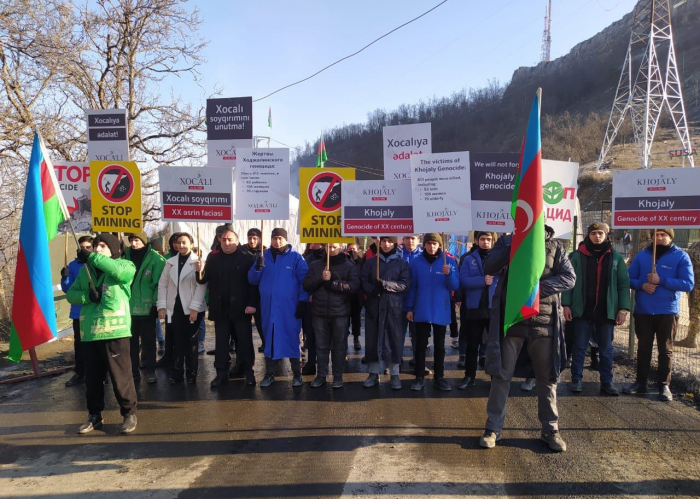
411;377;425;391
120;415;137;435
434;377;452;391
363;373;379;388
331;376;344;389
197;341;205;354
479;430;501;448
146;372;157;384
157;341;165;356
458;376;475;390
540;430;566;452
569;379;583;393
390;375;401;390
78;414;103;434
65;374;85;387
623;381;648;394
659;384;673;402
301;363;316;376
457;356;466;369
259;375;275;387
520;378;536;391
310;375;326;388
292;374;303;387
600;382;619;396
353;338;362;351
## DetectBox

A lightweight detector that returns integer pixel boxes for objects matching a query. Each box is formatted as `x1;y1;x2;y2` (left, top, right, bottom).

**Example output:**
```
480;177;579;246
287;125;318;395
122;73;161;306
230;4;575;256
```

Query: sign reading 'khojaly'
159;166;234;222
341;180;414;236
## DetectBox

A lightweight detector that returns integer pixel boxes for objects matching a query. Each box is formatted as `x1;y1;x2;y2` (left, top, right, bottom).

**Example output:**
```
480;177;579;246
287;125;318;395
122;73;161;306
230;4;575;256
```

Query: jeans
313;316;349;376
414;322;446;378
197;318;206;343
155;318;164;343
571;319;614;383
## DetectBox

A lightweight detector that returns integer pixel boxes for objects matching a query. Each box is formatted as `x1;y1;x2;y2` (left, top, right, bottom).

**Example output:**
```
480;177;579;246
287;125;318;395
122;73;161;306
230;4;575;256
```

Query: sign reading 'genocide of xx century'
383;123;432;181
90;161;141;231
206;97;253;168
410;151;471;234
86;109;129;162
612;167;700;229
53;161;92;232
158;167;234;223
341;180;414;236
299;167;355;243
235;148;290;221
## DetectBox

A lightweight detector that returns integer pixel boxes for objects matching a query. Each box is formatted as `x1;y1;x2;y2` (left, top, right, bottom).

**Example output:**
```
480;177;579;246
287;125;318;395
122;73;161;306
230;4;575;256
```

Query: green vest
123;247;166;316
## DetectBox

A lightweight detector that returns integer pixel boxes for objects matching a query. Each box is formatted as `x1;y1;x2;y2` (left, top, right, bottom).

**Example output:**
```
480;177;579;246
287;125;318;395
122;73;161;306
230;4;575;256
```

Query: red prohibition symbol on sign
307;171;343;212
97;164;134;204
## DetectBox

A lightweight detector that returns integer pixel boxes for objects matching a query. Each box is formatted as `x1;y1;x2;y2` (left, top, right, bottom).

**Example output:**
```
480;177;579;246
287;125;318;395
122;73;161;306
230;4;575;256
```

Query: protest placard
90;161;141;231
206;97;253;167
341;180;413;236
159;167;234;223
299;167;355;243
86;109;129;162
383;123;431;180
53;161;91;232
235;148;290;220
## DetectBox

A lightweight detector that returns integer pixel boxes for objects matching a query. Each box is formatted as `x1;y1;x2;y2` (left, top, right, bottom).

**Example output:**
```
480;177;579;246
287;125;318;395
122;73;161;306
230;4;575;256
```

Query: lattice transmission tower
598;0;694;170
540;0;552;63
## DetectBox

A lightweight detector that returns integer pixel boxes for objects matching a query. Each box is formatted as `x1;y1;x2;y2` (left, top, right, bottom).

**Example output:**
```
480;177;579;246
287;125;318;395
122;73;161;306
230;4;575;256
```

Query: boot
353;337;361;351
433;377;452;391
569;379;583;393
210;370;228;388
623;380;648;394
600;382;619;396
540;430;566;452
458;376;475;390
363;373;379;388
331;375;344;389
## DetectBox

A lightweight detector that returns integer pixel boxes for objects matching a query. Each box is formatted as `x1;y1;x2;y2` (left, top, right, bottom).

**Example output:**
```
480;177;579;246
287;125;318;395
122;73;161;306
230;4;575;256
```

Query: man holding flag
479;90;575;453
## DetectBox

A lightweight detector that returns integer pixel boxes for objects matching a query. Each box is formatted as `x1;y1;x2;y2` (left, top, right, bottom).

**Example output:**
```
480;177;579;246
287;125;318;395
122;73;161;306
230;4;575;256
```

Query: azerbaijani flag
503;89;546;335
316;137;327;168
8;132;69;361
268;107;272;128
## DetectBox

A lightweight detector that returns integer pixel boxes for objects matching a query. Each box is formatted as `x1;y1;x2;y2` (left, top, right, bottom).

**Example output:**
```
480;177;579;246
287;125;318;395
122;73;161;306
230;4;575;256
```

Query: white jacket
157;252;207;323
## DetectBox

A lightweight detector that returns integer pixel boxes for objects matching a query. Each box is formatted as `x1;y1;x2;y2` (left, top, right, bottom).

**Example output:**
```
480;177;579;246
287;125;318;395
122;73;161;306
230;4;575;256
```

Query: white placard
86;109;129;161
235;148;290;220
206;97;253;168
159;167;234;223
341;180;414;236
541;159;579;240
54;161;91;232
410;151;471;234
612;167;700;229
383;123;432;180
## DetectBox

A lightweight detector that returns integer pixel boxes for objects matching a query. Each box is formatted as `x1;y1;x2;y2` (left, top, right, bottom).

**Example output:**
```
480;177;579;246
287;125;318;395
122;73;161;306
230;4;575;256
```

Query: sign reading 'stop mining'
206;97;253;167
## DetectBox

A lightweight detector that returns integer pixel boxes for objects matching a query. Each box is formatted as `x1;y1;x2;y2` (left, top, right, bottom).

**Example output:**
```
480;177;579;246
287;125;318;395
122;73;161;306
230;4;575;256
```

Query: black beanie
94;233;121;259
271;228;288;240
248;228;262;238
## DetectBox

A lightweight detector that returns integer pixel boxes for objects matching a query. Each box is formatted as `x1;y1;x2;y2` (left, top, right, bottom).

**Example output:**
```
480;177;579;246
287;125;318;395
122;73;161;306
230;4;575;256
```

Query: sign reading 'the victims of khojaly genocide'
341;180;413;236
206;97;253;168
159;167;234;223
612;167;700;229
299;167;355;243
90;161;141;231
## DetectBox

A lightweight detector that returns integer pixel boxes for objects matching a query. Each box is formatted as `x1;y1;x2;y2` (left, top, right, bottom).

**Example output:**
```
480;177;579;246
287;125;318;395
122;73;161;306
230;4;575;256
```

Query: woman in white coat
157;233;207;384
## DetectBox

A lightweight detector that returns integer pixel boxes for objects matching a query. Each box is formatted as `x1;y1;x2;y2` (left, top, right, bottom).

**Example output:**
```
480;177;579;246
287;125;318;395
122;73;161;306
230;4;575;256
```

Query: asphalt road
1;329;699;499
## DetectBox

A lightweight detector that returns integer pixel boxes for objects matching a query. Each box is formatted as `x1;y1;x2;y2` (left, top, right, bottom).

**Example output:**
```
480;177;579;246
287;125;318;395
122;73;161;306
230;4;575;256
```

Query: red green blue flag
503;89;545;335
316;137;327;168
8;132;69;361
268;107;272;128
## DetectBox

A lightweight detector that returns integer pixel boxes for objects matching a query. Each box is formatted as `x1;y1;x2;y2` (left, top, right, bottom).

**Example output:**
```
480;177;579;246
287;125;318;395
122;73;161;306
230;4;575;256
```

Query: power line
253;1;449;103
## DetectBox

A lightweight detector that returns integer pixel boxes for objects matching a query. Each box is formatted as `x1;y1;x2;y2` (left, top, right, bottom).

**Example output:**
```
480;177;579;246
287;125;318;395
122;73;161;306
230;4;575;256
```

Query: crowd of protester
61;223;694;452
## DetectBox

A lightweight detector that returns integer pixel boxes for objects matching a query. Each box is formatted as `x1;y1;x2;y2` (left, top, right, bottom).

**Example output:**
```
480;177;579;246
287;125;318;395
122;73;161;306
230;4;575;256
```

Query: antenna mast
540;0;552;63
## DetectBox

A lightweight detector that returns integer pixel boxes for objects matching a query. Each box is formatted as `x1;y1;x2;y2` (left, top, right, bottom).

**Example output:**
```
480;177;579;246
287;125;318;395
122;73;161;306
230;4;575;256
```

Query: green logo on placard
543;181;564;204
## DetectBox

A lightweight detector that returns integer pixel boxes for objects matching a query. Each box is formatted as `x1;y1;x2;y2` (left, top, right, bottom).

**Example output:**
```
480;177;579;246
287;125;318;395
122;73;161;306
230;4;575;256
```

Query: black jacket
197;248;258;321
303;254;360;317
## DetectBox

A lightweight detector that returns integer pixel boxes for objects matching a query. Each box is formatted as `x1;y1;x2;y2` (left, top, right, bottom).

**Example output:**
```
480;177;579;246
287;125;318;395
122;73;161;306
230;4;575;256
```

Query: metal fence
579;209;699;387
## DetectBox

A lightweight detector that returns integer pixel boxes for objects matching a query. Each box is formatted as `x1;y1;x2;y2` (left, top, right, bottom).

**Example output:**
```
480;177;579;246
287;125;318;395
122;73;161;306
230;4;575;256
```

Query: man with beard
563;223;630;396
624;229;694;401
360;236;411;390
303;243;360;388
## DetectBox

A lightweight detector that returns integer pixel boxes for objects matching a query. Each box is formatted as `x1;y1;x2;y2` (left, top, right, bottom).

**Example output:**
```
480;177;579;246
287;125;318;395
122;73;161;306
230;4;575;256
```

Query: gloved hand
60;267;69;279
256;254;265;271
373;279;384;296
88;286;101;304
294;301;308;318
76;248;91;264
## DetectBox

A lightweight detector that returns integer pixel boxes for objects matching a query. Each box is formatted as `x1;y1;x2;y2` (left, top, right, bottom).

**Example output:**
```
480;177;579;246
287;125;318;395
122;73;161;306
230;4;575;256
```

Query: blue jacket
406;250;459;326
459;250;498;310
401;246;423;310
61;259;83;320
248;245;309;360
629;245;694;315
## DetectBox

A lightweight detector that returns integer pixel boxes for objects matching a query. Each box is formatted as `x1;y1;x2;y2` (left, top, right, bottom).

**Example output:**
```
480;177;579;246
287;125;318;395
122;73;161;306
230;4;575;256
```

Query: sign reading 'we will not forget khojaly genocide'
90;161;142;231
299;167;355;243
159;167;234;223
612;167;700;229
206;97;253;167
383;123;432;180
410;151;472;234
235;148;290;220
341;180;414;236
86;109;129;162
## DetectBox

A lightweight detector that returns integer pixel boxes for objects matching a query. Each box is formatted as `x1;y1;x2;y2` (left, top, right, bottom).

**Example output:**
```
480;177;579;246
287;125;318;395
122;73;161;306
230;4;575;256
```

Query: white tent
174;194;301;257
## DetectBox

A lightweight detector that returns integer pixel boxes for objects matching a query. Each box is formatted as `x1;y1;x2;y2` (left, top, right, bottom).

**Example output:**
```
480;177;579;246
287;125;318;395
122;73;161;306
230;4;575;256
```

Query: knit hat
587;222;610;235
474;231;497;243
150;238;164;253
216;223;234;235
127;231;148;246
656;228;675;240
271;228;288;240
93;233;121;259
422;233;442;246
379;236;397;245
247;228;262;238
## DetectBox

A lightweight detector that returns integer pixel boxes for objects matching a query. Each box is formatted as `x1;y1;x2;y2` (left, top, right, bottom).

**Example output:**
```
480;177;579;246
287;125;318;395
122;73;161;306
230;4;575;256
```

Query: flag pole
196;223;202;280
375;236;380;280
64;232;69;268
651;228;658;274
64;212;96;290
326;243;330;271
442;233;447;266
